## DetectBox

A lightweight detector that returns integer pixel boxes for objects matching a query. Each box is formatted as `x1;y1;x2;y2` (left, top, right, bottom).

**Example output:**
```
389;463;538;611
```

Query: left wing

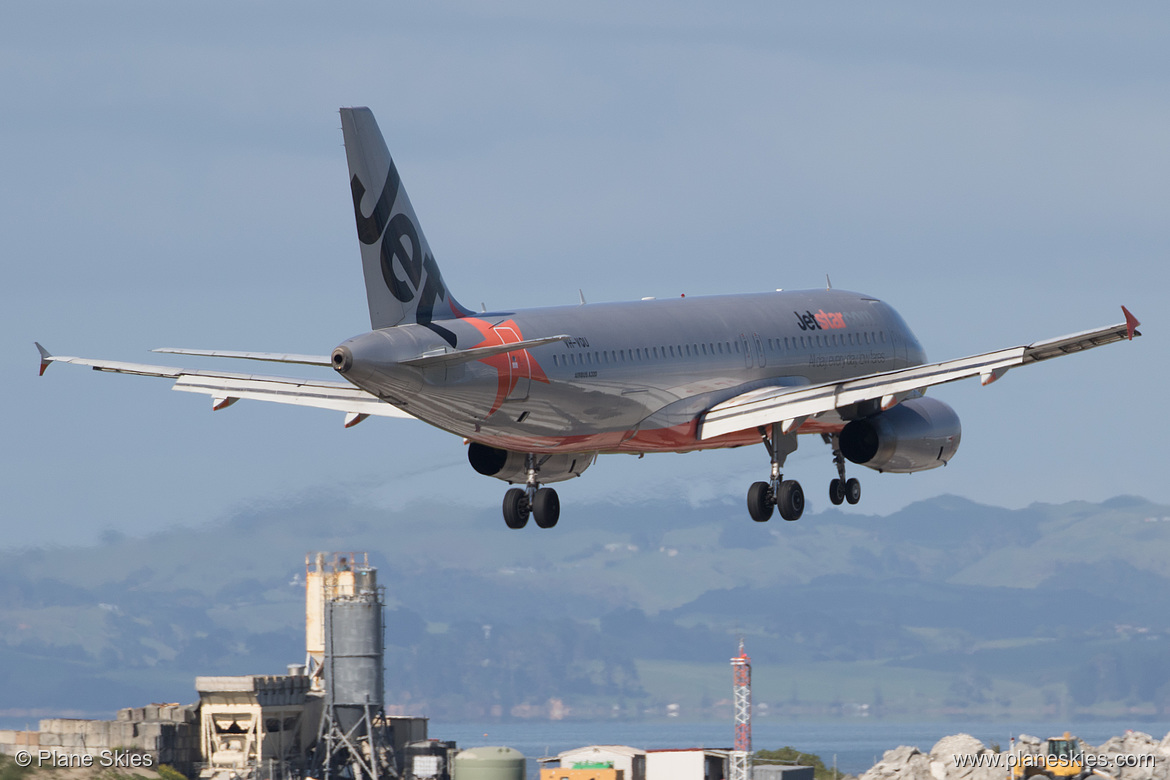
36;343;412;428
698;307;1142;440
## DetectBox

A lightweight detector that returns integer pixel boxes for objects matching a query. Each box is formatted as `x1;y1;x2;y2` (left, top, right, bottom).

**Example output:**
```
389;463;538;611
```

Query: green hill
2;493;1168;721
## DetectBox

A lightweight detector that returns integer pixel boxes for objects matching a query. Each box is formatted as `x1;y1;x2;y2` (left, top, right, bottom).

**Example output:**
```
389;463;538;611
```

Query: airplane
37;106;1143;530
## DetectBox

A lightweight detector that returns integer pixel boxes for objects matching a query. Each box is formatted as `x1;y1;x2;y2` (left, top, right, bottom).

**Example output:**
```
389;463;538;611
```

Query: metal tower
730;639;752;780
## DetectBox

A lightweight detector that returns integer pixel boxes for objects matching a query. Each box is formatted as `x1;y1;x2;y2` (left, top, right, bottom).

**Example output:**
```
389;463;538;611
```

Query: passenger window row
550;331;886;368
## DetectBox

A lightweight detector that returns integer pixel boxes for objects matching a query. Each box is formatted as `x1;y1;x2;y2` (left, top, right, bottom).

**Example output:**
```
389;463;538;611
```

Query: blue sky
5;3;1167;548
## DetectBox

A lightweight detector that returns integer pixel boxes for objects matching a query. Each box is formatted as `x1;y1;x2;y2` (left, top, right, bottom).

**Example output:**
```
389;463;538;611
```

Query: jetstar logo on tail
463;317;551;417
351;165;467;346
795;309;846;331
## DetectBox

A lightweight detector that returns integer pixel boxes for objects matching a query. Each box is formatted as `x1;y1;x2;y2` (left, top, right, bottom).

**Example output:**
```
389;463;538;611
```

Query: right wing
698;307;1142;440
36;343;413;428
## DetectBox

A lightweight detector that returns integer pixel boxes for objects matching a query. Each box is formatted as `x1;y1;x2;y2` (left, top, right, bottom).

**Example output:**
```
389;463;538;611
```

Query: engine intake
467;443;596;485
839;396;961;473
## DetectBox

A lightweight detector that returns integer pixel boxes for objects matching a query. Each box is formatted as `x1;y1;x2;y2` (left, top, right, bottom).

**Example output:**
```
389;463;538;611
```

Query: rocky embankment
861;732;1170;780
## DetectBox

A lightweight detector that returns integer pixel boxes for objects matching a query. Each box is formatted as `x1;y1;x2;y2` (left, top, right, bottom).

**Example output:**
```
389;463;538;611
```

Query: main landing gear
746;429;863;521
502;453;560;530
826;433;861;507
747;423;804;522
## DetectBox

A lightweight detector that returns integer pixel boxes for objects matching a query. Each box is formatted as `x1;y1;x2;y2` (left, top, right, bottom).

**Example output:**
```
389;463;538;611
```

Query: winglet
1122;306;1140;341
35;342;52;376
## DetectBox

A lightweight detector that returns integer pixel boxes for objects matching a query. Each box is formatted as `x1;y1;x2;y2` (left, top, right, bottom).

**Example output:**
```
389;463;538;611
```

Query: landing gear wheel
829;478;845;506
503;487;530;529
776;480;804;521
747;481;774;522
532;487;560;529
845;477;861;505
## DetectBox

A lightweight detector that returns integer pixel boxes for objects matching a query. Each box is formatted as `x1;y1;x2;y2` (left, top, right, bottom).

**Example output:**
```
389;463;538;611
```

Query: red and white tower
731;639;752;780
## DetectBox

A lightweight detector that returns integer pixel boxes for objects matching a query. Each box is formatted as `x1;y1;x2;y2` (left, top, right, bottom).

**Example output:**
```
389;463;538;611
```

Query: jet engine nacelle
467;443;597;485
839;396;961;473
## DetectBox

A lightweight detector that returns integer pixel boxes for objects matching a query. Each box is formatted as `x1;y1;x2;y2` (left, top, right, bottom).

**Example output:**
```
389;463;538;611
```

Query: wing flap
42;353;185;378
172;375;412;417
698;309;1140;441
1021;320;1135;363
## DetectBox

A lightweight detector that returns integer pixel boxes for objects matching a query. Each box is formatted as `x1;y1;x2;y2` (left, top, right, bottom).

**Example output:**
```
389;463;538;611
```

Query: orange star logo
462;317;550;416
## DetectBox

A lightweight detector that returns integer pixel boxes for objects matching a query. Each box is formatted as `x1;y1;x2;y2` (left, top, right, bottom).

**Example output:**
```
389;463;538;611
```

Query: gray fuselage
335;288;927;455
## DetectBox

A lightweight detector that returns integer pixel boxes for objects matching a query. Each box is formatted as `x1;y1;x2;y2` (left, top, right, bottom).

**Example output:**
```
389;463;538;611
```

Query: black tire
829;478;845;505
777;480;804;521
503;488;529;529
845;477;861;505
533;487;560;529
747;481;773;522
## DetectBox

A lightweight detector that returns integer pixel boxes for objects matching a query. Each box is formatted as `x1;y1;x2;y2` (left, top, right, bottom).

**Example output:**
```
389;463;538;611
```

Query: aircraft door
753;333;766;368
495;325;531;401
889;328;908;366
739;334;752;368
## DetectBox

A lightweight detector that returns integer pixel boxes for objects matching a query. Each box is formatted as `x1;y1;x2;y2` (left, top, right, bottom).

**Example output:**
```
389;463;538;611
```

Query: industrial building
196;673;318;778
0;704;200;776
542;746;645;780
543;746;812;780
646;748;731;779
752;767;816;780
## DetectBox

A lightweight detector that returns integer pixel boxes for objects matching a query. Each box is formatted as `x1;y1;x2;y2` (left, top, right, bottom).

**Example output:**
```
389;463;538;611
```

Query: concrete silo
312;557;391;780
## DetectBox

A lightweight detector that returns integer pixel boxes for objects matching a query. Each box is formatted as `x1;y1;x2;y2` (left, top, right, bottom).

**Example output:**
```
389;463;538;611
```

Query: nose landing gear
502;453;561;529
747;423;804;522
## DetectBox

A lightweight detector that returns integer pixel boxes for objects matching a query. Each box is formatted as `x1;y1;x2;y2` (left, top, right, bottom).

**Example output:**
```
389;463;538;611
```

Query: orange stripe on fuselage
470;417;845;455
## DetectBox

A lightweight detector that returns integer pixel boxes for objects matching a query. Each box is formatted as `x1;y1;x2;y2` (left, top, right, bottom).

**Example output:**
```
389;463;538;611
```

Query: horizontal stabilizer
398;335;572;368
153;348;331;366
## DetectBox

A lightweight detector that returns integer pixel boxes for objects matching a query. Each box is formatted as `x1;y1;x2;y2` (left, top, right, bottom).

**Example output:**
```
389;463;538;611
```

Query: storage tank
323;588;384;736
452;746;525;780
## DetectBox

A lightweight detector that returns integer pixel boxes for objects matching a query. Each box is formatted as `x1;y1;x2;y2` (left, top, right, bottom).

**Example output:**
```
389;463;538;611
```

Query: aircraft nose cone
331;345;353;373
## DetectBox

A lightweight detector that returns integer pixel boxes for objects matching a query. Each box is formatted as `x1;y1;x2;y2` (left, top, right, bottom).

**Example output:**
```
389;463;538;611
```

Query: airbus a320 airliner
38;107;1143;529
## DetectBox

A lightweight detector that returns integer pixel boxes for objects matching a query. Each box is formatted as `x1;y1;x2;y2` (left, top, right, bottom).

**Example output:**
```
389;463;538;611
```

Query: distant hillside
2;493;1169;722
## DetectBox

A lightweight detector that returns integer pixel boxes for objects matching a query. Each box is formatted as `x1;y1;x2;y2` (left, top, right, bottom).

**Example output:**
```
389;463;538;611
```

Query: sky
4;2;1168;549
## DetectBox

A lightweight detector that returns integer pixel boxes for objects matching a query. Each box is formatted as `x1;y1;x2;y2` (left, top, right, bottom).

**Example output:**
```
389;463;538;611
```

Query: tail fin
340;107;469;341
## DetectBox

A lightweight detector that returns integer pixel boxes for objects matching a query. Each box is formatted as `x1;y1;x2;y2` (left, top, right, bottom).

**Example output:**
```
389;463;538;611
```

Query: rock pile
1095;731;1170;780
859;732;1170;780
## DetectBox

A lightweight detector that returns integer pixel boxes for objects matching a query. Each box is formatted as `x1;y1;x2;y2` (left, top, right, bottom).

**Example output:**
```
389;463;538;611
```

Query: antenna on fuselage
825;274;832;289
578;289;587;305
